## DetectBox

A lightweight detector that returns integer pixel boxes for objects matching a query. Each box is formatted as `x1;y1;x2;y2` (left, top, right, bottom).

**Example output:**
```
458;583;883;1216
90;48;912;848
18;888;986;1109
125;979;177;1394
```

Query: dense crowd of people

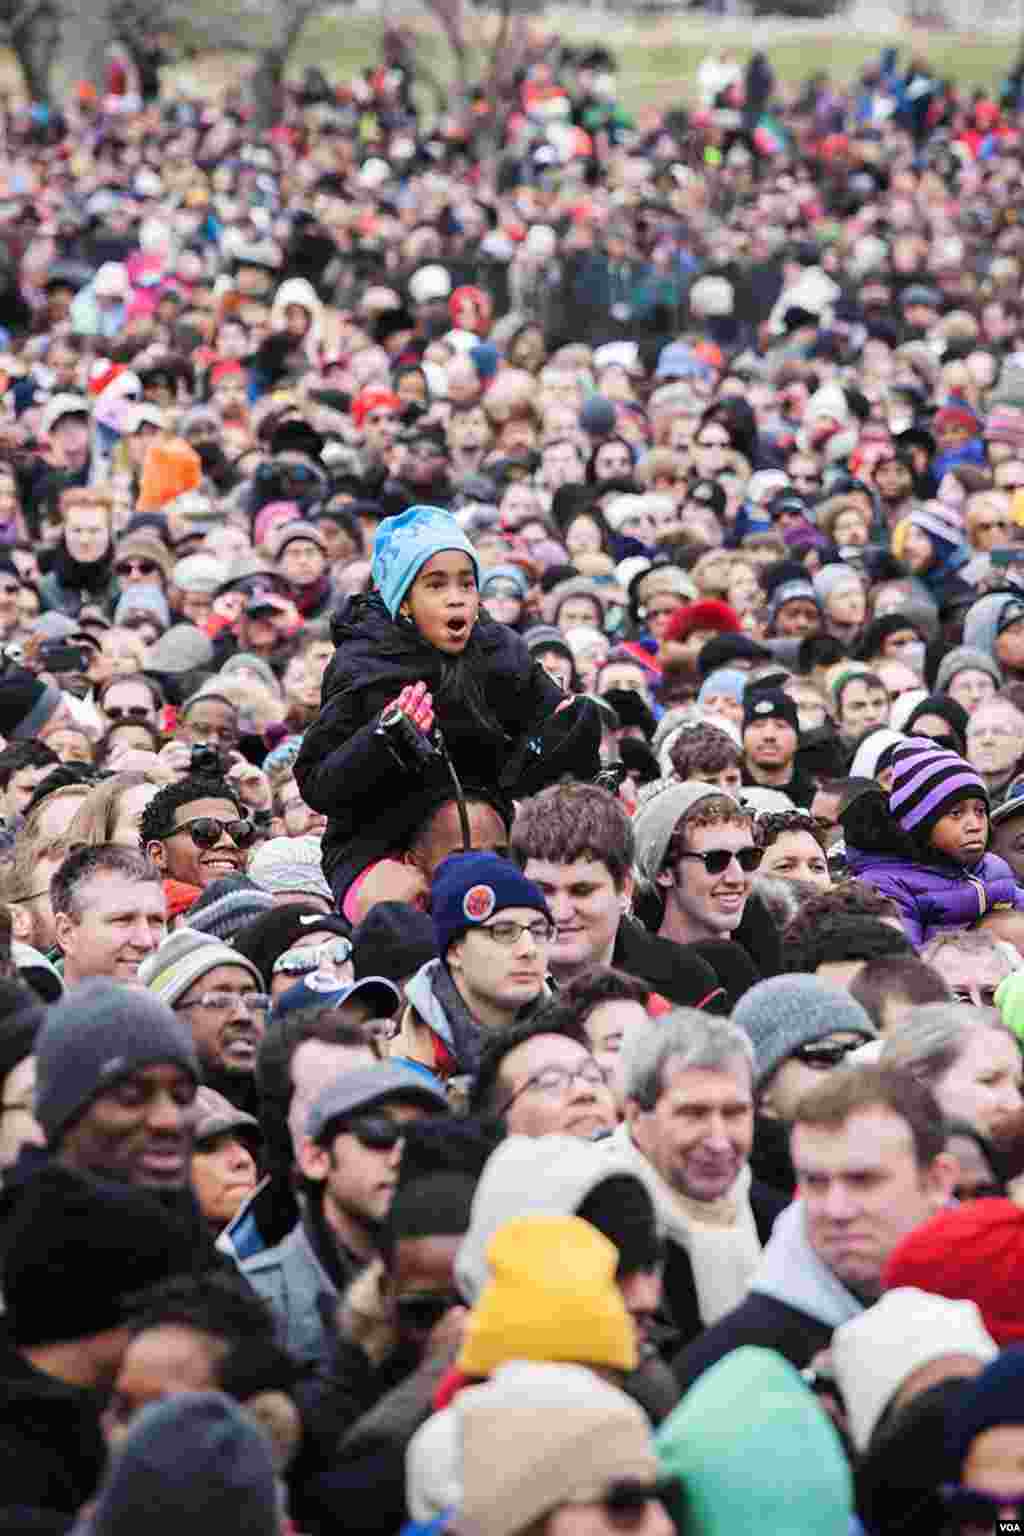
2;25;1024;1536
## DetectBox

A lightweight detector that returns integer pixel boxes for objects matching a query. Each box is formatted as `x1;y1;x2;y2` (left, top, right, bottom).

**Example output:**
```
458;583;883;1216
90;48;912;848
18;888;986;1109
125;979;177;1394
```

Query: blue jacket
845;845;1024;948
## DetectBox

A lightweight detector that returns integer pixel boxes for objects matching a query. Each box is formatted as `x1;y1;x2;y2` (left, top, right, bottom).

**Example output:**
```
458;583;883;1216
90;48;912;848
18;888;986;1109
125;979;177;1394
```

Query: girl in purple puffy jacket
843;737;1024;949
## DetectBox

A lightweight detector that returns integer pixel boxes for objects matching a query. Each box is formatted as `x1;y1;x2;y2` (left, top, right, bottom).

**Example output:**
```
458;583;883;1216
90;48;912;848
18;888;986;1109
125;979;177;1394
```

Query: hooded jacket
672;1199;863;1394
294;594;600;903
389;957;549;1082
844;845;1024;948
269;276;324;357
453;1134;679;1418
656;1347;853;1536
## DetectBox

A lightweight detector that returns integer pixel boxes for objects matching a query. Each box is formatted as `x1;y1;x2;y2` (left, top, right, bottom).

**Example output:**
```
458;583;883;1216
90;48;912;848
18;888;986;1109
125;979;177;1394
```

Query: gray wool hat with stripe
733;974;876;1087
632;779;742;886
137;927;264;1008
34;978;200;1143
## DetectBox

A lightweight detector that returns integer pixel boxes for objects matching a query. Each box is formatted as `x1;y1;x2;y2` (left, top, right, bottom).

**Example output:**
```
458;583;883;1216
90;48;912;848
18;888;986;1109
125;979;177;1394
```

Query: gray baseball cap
306;1062;447;1141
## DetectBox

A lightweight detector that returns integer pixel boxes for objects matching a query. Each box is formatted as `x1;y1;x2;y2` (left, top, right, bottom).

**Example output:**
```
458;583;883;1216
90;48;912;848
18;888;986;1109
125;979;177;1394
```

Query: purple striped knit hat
889;737;989;837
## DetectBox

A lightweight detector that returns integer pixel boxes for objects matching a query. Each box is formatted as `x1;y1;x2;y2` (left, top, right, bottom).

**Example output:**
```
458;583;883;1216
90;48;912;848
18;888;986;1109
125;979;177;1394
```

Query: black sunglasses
170;815;256;850
793;1040;863;1069
340;1116;405;1152
115;558;159;577
105;704;152;721
394;1290;462;1332
601;1480;675;1530
677;846;763;876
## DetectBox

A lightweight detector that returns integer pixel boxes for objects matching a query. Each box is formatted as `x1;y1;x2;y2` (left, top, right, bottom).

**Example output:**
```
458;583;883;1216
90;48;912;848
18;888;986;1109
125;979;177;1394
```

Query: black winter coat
294;594;601;902
671;1288;833;1396
0;1336;107;1531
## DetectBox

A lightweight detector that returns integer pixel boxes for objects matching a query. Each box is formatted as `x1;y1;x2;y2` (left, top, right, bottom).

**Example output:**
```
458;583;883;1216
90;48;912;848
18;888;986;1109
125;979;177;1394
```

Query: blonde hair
64;771;164;848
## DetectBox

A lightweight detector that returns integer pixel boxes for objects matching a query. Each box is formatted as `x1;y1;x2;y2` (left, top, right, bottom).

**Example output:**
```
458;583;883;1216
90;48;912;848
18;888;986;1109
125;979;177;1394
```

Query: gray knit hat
90;1393;279;1536
186;876;274;941
221;652;280;693
138;927;264;1008
632;779;740;886
732;975;876;1087
34;979;200;1143
934;644;1003;696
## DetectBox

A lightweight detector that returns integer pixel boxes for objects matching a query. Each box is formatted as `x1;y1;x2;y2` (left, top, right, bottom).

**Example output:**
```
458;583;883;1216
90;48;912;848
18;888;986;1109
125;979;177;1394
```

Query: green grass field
285;10;1011;106
154;7;1012;110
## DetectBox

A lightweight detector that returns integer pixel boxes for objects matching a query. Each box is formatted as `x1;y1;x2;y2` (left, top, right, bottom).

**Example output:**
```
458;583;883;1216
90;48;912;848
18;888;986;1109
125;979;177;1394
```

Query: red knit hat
664;598;743;645
933;403;981;439
351;387;400;430
882;1198;1024;1346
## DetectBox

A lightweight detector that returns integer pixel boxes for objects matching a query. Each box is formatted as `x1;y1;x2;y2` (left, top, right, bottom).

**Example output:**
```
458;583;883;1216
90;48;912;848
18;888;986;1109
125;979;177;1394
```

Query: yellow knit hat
458;1214;637;1378
890;516;911;563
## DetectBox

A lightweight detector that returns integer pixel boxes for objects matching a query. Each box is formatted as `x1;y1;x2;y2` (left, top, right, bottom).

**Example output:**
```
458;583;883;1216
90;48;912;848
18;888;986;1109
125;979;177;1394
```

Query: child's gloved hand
390;680;435;735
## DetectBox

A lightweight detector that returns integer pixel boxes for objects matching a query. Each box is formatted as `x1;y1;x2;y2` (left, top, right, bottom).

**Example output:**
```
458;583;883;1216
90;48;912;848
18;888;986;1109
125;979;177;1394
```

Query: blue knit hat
432;851;551;957
372;504;481;618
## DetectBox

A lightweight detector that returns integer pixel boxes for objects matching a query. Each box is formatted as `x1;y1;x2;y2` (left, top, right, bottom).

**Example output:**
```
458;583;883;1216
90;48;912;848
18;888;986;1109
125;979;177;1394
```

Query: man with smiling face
635;780;760;949
470;1017;617;1139
141;775;254;908
741;688;815;808
610;1011;785;1351
51;845;166;988
33;978;200;1192
140;927;269;1116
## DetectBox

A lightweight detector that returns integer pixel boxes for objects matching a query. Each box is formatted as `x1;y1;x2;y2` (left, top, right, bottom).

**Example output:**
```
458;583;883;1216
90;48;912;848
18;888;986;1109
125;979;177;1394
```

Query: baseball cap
307;1061;448;1141
273;973;401;1024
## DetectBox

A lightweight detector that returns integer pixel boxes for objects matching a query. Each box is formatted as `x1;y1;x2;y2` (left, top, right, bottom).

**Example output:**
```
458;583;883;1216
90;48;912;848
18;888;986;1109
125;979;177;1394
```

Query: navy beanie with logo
431;851;551;957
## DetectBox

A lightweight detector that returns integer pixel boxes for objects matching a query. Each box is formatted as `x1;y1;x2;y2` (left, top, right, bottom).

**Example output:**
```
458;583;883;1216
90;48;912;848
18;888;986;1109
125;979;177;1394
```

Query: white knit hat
832;1288;998;1452
248;835;332;905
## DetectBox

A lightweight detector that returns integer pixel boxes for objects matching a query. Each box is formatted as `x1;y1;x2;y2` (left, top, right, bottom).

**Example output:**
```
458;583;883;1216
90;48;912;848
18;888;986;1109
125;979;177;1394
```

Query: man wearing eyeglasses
243;1062;446;1369
141;775;253;906
389;851;555;1083
140;927;270;1116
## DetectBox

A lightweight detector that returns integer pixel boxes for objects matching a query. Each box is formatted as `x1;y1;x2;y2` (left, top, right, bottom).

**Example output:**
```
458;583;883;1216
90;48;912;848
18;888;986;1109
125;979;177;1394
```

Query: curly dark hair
470;1014;588;1117
139;775;242;847
668;723;743;782
534;966;648;1037
754;809;828;852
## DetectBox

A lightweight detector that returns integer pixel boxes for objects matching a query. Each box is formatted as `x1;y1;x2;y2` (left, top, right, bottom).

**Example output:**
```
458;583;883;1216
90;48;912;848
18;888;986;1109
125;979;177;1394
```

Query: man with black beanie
742;688;815;808
0;1163;197;1532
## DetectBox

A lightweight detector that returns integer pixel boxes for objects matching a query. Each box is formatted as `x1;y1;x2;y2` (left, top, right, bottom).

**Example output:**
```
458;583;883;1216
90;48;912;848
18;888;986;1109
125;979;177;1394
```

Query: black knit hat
352;901;438;986
4;1164;198;1345
231;901;350;988
743;687;800;736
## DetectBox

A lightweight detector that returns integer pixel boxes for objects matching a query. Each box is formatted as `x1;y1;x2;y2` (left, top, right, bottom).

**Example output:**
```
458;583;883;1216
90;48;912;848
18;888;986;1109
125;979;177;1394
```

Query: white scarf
607;1123;763;1326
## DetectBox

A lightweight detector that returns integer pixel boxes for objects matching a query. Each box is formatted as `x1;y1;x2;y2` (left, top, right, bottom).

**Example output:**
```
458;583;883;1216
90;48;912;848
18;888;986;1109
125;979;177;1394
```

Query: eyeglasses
273;938;353;976
394;1290;462;1332
594;1481;675;1531
105;704;152;722
498;1059;605;1118
676;846;763;876
793;1040;863;1069
483;582;524;601
939;1482;1024;1531
115;558;160;578
178;990;270;1015
168;815;255;849
474;919;554;947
